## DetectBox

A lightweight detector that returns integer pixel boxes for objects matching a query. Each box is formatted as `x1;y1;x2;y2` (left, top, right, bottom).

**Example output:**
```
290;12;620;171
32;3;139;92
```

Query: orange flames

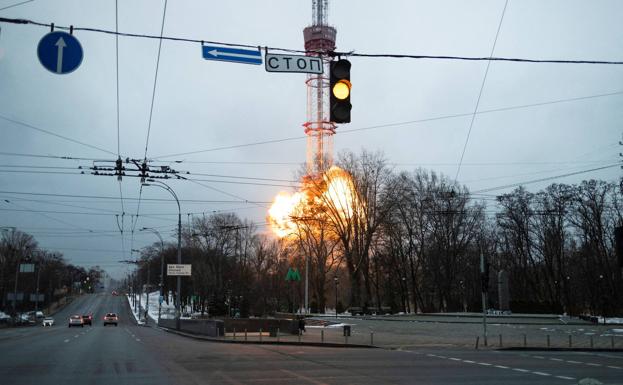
268;166;360;238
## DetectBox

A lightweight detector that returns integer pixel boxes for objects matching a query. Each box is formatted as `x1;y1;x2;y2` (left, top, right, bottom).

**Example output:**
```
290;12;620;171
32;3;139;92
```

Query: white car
42;317;54;327
68;315;83;327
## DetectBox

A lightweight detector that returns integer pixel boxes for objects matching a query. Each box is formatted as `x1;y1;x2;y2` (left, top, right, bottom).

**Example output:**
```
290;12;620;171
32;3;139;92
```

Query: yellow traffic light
332;80;351;100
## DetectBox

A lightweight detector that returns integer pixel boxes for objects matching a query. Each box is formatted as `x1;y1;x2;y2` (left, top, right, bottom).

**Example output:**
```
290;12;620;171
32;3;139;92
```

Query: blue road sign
37;31;83;74
202;45;262;65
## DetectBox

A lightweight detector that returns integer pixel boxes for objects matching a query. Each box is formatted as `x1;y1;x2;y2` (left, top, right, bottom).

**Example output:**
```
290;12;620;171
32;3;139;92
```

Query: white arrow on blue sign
202;45;262;65
37;31;83;75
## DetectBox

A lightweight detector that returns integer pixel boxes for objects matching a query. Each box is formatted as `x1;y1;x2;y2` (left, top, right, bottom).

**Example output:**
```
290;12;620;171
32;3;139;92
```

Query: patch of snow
611;329;623;333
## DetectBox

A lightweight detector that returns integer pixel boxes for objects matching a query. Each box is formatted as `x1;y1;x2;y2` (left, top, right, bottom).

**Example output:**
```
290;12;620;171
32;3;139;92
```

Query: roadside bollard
568;335;572;348
523;334;527;348
590;335;594;348
298;330;301;343
612;336;615;349
547;335;550;348
260;328;263;343
499;334;502;347
321;329;324;343
371;332;374;346
475;336;480;350
245;329;247;341
277;328;280;342
233;328;236;340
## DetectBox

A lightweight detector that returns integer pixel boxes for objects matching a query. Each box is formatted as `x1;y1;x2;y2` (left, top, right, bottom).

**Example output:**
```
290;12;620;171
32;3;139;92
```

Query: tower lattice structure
303;0;336;178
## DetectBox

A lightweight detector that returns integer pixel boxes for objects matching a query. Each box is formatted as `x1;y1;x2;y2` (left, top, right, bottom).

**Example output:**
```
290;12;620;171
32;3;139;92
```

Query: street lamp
141;227;164;322
334;276;339;319
142;179;182;330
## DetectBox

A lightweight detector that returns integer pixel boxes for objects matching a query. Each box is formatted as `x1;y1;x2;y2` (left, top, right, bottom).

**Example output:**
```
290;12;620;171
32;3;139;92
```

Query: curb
324;316;595;326
159;326;377;349
499;347;623;352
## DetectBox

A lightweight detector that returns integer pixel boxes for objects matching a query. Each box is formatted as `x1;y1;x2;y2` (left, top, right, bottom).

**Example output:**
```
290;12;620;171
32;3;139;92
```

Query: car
42;317;54;327
103;313;118;326
111;290;118;296
68;315;84;327
81;314;93;326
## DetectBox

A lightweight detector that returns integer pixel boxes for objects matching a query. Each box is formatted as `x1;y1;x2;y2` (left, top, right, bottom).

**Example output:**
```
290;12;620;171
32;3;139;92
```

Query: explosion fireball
268;166;359;238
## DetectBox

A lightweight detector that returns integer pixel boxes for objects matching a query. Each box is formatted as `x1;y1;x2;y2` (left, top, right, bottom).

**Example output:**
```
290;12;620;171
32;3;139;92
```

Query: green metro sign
285;267;301;282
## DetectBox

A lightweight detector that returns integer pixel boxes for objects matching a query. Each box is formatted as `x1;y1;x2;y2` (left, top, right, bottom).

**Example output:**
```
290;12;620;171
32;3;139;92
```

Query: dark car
82;314;93;326
103;313;118;326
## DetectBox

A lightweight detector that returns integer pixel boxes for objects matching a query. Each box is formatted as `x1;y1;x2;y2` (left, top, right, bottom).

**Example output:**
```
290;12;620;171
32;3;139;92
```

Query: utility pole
34;262;41;314
480;249;488;347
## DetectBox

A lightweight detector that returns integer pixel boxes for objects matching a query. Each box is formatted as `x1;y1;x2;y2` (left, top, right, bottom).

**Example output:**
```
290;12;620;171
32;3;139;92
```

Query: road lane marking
586;363;601;367
494;365;509;369
64;339;70;343
550;358;563;361
557;376;576;380
532;372;551;376
449;358;461;361
136;339;141;342
533;355;545;359
607;366;622;370
567;360;581;364
477;362;492;366
463;360;475;364
512;368;529;372
281;369;329;385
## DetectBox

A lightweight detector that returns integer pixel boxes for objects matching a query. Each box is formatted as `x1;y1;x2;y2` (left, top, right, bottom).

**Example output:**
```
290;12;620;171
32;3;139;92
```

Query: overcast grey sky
0;0;622;278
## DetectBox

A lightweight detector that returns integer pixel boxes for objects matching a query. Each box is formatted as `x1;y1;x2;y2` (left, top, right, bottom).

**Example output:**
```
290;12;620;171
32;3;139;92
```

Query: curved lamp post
142;179;182;330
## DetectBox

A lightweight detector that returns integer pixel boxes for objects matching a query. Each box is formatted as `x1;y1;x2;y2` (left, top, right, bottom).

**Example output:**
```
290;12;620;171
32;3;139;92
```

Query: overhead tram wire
1;16;623;65
0;190;271;203
131;0;168;259
114;0;127;263
152;90;623;159
454;0;509;185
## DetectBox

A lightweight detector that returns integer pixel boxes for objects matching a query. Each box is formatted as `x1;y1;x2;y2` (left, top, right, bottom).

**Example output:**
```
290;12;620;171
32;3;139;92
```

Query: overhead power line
0;0;34;12
153;90;623;159
473;163;620;194
0;114;116;155
454;0;509;184
1;17;622;65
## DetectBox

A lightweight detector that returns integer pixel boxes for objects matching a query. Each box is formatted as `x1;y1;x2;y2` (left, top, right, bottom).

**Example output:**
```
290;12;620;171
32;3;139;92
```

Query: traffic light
330;59;351;123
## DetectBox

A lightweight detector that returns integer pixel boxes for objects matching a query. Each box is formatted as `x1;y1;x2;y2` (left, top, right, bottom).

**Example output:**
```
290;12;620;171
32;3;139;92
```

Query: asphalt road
0;293;621;384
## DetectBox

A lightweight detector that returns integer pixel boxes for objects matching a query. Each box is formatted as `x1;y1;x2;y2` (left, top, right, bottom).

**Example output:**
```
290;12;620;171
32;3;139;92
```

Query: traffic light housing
330;59;351;123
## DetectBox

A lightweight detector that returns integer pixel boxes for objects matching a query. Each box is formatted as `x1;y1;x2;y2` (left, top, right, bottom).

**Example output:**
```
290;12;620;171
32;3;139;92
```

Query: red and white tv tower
303;0;337;178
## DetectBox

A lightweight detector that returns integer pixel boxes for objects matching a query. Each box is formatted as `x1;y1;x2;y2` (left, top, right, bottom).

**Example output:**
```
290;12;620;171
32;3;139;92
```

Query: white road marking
448;358;461;361
74;335;79;338
556;376;576;380
63;339;70;343
607;365;622;370
532;372;551;376
566;360;581;364
136;339;141;342
477;362;492;366
586;363;601;367
533;355;545;359
550;358;563;361
512;368;529;372
494;365;509;369
463;360;475;364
